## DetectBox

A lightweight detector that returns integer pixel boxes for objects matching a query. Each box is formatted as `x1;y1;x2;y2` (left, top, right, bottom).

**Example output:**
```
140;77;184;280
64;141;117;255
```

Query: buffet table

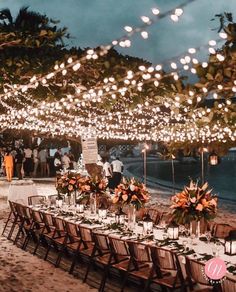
8;180;38;205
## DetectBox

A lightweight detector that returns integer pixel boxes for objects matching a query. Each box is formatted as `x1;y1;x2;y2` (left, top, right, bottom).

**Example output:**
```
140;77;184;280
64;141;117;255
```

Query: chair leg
83;258;93;283
14;225;23;245
55;248;64;267
2;215;11;236
44;243;51;261
99;266;109;292
69;254;78;274
7;222;16;240
33;236;41;255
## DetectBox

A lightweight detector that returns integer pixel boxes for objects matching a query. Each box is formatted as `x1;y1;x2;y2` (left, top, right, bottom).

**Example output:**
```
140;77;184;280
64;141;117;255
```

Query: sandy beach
0;178;236;292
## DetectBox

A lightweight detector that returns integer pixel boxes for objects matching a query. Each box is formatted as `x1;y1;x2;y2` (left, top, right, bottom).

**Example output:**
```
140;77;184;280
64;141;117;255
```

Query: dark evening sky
1;0;236;64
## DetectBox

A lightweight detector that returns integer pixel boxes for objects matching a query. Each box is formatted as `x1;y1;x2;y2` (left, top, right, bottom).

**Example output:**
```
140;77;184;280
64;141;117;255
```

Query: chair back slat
65;221;79;238
213;223;233;239
109;236;130;256
31;209;43;224
79;225;93;243
41;212;54;228
151;246;176;270
48;194;65;205
93;232;110;251
147;208;161;224
186;258;211;286
22;205;32;220
128;241;151;263
53;217;65;232
28;195;46;206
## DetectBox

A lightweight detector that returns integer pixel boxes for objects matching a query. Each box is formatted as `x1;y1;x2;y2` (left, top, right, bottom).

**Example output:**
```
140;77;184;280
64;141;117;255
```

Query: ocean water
128;158;236;203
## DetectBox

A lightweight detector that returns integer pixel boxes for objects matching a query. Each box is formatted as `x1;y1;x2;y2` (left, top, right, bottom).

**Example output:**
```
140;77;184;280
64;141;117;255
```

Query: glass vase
190;220;201;238
90;193;97;216
127;205;136;230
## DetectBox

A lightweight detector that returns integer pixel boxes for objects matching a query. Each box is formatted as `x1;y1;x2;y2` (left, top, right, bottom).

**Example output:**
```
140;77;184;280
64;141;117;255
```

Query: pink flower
190;197;197;203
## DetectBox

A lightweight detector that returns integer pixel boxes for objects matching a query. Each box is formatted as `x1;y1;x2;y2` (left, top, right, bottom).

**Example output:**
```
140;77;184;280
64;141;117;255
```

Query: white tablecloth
8;180;38;205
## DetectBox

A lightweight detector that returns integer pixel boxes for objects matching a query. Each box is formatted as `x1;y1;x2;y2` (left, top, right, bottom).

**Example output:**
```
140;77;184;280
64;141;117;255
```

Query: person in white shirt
62;153;71;170
38;148;48;177
23;147;33;177
103;159;112;178
110;157;124;189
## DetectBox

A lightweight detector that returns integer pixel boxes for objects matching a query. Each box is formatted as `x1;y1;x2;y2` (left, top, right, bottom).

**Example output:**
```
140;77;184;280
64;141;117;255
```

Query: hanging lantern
143;213;153;234
225;230;236;255
167;222;179;240
115;207;126;224
209;152;219;166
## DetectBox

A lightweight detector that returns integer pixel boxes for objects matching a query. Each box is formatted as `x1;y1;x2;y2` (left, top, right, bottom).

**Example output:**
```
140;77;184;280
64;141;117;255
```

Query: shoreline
124;158;236;214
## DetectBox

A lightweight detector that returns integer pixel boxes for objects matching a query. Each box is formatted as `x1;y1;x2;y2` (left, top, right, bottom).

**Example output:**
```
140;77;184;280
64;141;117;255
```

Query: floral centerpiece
56;172;82;195
76;175;108;206
112;177;150;210
170;180;218;225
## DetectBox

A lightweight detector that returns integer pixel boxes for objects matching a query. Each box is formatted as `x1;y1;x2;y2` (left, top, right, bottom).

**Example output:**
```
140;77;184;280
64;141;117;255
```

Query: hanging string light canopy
0;4;235;154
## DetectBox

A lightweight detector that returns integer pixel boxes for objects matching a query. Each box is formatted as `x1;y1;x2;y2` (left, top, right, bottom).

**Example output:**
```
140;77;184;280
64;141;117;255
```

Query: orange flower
122;194;128;201
113;196;119;204
196;204;203;211
131;195;138;201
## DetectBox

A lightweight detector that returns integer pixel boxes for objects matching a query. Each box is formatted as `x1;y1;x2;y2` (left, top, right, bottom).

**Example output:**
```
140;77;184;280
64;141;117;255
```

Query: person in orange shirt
4;151;14;182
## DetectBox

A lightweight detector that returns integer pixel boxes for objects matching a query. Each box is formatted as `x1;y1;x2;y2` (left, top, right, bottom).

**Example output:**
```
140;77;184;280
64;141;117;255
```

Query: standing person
32;146;39;177
54;152;62;172
23;146;33;177
38;148;48;177
46;149;51;177
68;150;75;170
103;158;112;179
61;152;70;170
15;149;24;180
110;157;124;189
4;151;14;182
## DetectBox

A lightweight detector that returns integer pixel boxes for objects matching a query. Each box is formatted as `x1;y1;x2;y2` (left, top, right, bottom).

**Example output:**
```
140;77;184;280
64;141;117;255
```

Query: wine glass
185;227;190;238
205;231;212;244
215;241;222;257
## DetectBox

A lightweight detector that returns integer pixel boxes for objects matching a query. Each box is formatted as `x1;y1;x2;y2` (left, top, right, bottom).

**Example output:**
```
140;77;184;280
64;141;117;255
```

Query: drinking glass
215;241;222;257
205;231;212;244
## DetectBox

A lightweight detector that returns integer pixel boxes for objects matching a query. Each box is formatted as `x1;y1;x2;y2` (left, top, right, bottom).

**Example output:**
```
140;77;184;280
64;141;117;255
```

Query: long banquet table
29;203;236;281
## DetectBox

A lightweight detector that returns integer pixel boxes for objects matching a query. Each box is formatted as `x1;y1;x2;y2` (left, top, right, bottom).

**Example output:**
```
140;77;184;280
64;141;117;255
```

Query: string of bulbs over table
0;0;235;149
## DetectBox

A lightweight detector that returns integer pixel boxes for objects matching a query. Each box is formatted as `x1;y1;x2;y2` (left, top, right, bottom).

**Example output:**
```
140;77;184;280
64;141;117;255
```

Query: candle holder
225;230;236;255
167;222;179;240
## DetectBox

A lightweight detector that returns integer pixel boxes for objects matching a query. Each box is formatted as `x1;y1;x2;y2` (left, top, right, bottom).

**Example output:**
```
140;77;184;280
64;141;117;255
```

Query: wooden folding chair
125;241;154;292
12;203;34;250
84;231;112;291
2;201;19;239
150;246;188;291
64;221;82;274
186;258;217;291
28;195;46;206
38;212;56;260
51;216;68;267
213;223;234;239
109;235;131;291
146;208;161;224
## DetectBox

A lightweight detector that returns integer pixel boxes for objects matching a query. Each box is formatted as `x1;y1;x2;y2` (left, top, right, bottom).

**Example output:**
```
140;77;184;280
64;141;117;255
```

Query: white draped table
8;180;38;205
